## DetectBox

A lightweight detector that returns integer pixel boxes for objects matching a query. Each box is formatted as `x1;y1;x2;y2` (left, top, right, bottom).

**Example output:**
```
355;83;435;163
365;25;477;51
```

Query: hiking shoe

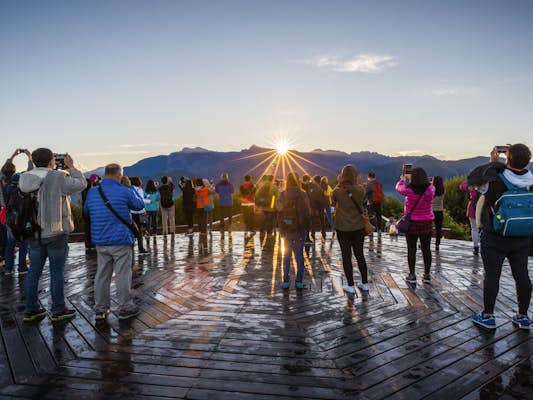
422;273;431;283
405;274;417;284
357;282;369;292
343;284;355;294
512;315;532;330
51;307;76;322
295;282;305;290
23;308;48;322
95;309;111;321
281;282;290;290
118;307;140;320
472;311;496;329
18;267;29;275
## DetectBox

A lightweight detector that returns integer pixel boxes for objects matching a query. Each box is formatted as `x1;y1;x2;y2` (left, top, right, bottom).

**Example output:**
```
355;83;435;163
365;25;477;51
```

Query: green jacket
331;183;366;231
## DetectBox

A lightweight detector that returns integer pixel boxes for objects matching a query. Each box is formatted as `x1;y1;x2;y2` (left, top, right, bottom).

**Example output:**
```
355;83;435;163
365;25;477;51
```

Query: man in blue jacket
215;173;234;232
84;163;145;321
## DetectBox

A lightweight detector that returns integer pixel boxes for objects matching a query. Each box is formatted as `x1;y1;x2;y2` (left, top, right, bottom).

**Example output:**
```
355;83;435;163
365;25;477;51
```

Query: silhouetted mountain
87;146;495;194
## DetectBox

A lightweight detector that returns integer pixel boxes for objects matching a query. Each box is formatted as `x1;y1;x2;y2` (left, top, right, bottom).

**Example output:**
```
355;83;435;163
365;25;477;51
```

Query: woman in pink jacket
396;167;436;284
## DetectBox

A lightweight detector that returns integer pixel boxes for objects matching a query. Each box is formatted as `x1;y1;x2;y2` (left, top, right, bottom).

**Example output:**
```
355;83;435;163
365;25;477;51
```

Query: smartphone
54;153;67;170
494;145;509;154
403;164;413;176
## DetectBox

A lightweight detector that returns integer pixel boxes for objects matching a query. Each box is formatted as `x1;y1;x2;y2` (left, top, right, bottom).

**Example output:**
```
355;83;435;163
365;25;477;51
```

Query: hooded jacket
215;179;234;207
467;162;533;234
396;180;435;222
84;179;145;246
19;167;87;239
331;165;366;231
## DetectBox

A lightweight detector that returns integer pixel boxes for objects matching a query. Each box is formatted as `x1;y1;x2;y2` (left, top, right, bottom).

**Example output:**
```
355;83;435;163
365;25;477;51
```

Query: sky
1;0;532;171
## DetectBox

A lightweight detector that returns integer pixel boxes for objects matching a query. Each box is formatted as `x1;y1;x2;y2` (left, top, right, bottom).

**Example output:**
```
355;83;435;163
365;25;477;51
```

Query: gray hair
104;163;123;177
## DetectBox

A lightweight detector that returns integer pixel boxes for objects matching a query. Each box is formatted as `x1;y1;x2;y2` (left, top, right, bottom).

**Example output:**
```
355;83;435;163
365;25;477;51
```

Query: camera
494;145;509;154
54;153;67;170
402;163;413;176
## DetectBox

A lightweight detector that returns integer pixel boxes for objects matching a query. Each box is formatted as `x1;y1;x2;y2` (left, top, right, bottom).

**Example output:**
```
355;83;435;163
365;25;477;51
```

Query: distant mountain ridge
88;145;492;195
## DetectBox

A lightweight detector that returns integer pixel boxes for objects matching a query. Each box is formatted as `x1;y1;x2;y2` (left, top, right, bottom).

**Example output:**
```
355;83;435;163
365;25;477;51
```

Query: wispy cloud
79;150;150;156
119;144;148;148
430;86;476;97
306;53;397;73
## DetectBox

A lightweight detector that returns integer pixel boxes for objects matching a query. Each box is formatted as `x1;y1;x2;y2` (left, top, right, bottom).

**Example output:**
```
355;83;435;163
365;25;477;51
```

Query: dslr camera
54;153;68;170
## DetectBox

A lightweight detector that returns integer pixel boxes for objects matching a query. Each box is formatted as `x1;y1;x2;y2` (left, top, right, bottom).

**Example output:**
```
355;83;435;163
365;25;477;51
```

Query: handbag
98;186;140;237
138;212;149;226
397;190;426;233
346;189;376;236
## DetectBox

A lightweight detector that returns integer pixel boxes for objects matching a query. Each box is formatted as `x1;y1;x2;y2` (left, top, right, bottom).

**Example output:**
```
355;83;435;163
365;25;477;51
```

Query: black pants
183;207;194;230
336;229;368;286
311;208;326;237
261;211;276;233
83;214;93;249
481;231;531;315
0;223;6;259
219;206;233;231
368;202;382;231
433;211;443;246
196;209;208;233
131;214;146;251
242;206;255;232
406;233;432;274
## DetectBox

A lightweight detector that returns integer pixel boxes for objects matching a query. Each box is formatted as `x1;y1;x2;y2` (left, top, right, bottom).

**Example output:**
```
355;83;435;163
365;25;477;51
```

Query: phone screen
403;164;413;176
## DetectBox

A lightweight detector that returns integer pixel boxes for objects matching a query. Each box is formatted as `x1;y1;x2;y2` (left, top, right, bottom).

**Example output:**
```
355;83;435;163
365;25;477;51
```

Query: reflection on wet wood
0;232;532;399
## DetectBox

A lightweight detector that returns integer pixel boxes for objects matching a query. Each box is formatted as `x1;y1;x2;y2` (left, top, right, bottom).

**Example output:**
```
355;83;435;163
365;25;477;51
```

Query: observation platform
0;232;532;399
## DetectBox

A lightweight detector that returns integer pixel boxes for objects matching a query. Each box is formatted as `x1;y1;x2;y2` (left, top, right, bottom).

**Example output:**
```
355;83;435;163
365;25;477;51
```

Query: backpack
492;173;533;237
6;187;41;242
308;182;328;209
255;183;272;208
159;184;174;208
279;191;304;234
370;182;385;204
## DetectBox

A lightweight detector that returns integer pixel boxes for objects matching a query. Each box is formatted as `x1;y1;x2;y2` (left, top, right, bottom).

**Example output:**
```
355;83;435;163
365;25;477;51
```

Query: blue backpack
492;173;533;237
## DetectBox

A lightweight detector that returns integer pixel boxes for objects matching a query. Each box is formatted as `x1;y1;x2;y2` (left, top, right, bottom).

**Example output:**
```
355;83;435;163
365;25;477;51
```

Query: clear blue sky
1;0;532;170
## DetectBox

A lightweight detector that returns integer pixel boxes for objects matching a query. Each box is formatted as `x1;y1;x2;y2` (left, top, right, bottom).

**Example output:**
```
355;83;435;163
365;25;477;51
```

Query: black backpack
159;184;174;208
280;191;304;234
6;187;41;242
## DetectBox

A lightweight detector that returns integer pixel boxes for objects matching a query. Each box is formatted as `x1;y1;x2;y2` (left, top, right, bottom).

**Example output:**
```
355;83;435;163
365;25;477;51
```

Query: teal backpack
492;173;533;237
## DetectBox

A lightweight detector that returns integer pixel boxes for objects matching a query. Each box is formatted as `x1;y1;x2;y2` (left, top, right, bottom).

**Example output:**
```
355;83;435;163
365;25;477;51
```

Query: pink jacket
459;181;478;219
395;180;435;221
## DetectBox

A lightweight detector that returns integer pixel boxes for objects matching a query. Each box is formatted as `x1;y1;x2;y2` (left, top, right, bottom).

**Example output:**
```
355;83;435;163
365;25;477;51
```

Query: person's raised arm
61;155;87;195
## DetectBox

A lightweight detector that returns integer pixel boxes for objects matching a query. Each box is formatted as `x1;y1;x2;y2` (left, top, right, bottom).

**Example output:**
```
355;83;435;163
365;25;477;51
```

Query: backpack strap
498;172;517;191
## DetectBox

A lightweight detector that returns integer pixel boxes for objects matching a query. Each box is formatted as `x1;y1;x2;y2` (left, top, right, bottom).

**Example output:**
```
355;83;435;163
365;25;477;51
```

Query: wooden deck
1;232;532;399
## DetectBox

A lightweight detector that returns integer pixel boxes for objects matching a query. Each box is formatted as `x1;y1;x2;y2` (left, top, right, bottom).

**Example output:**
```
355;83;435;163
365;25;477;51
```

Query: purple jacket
459;181;478;219
215;179;234;207
396;180;435;221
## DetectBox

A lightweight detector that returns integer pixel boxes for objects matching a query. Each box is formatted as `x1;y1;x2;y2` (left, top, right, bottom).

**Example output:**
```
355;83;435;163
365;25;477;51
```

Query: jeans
4;230;28;272
324;206;334;230
406;233;432;275
433;211;443;247
469;217;480;248
336;229;368;286
219;206;233;231
283;237;305;283
25;234;69;315
147;210;158;234
481;230;531;315
161;205;175;234
94;245;135;311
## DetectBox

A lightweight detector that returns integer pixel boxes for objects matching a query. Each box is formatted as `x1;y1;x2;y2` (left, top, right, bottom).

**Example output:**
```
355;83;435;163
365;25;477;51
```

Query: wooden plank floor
0;232;532;399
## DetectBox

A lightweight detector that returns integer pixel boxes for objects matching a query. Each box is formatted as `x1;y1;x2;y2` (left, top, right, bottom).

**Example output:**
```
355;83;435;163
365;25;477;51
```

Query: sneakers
23;308;48;322
281;282;290;290
343;284;355;294
423;273;431;283
472;311;496;329
95;309;111;321
473;246;479;256
118;307;140;321
51;307;76;322
405;274;417;284
18;266;29;275
295;282;305;290
138;249;149;255
512;314;532;330
357;282;369;292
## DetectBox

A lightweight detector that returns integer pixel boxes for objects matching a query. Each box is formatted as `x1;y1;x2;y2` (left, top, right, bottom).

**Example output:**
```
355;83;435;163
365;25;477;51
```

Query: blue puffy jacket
84;179;145;246
215;179;234;207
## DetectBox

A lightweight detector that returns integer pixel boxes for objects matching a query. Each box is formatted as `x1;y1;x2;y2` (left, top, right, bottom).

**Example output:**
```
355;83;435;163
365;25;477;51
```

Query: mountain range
87;145;493;195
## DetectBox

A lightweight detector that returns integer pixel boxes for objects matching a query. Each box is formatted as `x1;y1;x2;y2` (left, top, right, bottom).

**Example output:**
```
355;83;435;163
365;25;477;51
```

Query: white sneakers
343;284;356;294
343;283;369;294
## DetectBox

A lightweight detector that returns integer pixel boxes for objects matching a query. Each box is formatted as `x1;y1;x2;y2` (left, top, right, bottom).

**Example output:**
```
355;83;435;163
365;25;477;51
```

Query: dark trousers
0;223;6;260
83;214;93;249
131;214;146;252
261;211;276;234
183;207;194;230
311;208;326;237
406;233;432;274
147;211;158;234
336;229;368;286
481;231;531;315
368;202;382;231
242;205;255;232
433;211;443;246
196;208;207;233
219;206;233;231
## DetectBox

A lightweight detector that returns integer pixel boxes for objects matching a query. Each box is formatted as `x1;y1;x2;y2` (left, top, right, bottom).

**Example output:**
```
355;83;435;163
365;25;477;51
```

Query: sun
274;139;290;155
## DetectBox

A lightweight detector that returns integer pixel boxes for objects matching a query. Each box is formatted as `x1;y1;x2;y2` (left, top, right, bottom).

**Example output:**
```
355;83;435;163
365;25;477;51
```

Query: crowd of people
0;144;532;330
